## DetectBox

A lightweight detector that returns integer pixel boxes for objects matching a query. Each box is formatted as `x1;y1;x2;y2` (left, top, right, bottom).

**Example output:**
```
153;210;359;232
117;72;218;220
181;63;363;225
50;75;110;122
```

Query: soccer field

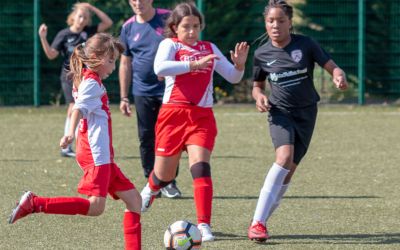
1;105;399;249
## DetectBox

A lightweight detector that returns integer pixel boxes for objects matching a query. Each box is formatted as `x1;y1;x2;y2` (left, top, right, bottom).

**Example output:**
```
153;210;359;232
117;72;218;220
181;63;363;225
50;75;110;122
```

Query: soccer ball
164;220;202;250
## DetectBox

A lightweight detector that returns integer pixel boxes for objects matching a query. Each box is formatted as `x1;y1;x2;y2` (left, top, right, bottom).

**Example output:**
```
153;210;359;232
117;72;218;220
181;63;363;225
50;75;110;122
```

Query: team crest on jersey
133;33;140;41
291;50;302;62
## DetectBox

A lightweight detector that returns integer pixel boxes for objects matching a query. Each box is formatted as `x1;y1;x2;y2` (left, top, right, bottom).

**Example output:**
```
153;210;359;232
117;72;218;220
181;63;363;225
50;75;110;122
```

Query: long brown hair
69;33;125;88
164;2;204;38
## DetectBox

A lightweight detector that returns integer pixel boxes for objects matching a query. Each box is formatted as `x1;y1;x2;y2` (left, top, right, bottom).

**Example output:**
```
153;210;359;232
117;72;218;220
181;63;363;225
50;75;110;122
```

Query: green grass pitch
1;105;400;249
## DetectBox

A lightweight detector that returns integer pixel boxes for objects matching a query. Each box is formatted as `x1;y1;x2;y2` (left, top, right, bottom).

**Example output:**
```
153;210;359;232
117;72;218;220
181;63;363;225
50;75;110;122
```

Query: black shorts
60;69;74;104
268;104;317;164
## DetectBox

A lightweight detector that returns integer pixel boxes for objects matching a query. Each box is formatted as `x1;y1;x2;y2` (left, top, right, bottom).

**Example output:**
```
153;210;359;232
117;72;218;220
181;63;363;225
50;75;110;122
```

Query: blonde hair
69;33;125;88
66;3;92;27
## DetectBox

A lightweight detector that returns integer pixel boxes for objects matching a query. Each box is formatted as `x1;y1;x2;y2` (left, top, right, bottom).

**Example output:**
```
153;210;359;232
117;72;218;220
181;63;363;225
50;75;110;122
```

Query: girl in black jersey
38;2;113;157
248;0;348;242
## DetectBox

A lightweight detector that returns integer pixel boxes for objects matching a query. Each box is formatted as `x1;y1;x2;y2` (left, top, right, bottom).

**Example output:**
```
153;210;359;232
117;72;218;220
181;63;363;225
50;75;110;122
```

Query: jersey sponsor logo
157;148;165;152
291;50;303;62
67;38;75;43
133;33;140;41
270;68;307;82
266;59;277;66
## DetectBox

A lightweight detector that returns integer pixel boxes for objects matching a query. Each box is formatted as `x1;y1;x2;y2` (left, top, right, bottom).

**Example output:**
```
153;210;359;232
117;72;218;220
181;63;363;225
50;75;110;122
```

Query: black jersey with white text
253;34;331;108
51;25;98;70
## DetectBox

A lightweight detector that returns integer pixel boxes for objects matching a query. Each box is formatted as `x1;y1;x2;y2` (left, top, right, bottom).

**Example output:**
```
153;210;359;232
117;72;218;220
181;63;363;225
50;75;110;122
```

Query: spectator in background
38;2;112;157
119;0;181;198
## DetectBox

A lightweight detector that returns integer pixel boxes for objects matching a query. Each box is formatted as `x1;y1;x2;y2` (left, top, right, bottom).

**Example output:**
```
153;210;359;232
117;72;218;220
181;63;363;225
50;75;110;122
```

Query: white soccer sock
63;116;73;151
252;163;289;226
266;184;289;221
64;116;70;136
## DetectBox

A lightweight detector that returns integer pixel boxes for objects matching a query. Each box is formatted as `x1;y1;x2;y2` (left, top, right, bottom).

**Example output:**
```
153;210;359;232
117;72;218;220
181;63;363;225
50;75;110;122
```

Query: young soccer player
9;33;142;250
248;0;348;242
38;2;112;157
139;2;249;242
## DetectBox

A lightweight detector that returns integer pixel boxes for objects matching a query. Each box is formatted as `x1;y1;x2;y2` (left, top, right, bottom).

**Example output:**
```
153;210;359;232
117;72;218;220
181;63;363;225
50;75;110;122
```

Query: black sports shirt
51;25;98;69
253;34;331;108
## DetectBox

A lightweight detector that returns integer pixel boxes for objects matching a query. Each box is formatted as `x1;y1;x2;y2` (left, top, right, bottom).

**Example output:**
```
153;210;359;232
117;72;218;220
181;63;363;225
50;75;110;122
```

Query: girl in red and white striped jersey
9;33;142;250
139;2;249;242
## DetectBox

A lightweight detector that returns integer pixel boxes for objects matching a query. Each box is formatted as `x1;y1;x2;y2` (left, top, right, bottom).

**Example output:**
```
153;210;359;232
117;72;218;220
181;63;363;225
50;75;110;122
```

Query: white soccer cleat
60;148;76;158
197;223;215;242
140;183;159;212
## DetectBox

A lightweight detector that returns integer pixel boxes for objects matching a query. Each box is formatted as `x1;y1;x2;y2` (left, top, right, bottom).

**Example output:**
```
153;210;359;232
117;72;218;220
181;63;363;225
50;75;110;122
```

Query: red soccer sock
193;177;213;225
123;211;141;250
33;196;90;215
148;171;162;192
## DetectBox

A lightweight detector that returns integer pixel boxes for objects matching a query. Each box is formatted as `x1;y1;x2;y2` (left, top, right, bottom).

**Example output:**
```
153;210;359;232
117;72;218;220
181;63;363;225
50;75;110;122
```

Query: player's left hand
333;70;348;90
230;42;249;71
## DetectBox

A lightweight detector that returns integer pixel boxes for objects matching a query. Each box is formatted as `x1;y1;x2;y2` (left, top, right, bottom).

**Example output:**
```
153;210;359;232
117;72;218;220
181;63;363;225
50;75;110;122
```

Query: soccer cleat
140;183;160;212
9;191;36;224
197;223;215;242
161;182;182;198
60;148;76;158
248;221;270;242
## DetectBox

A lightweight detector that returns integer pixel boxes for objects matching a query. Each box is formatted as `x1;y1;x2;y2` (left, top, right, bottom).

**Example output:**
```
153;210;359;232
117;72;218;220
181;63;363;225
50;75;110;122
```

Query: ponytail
69;43;87;89
68;33;125;89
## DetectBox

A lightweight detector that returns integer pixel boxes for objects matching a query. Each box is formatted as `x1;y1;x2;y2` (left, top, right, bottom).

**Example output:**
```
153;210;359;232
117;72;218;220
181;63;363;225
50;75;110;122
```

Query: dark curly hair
264;0;293;20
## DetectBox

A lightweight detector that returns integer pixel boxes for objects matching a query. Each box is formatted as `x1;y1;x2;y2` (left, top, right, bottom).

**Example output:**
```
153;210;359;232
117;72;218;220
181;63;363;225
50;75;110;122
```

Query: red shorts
77;163;135;199
155;104;218;156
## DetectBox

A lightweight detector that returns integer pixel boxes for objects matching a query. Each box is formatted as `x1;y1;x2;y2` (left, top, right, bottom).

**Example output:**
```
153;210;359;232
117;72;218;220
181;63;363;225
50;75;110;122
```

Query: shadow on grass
0;159;39;162
167;195;380;200
212;155;253;159
114;156;141;160
272;233;400;245
212;195;380;200
285;195;380;199
208;233;400;245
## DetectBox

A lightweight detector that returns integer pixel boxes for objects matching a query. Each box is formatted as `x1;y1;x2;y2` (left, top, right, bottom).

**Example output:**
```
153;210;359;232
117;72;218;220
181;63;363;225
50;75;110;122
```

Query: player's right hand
197;54;219;69
120;101;132;117
255;95;270;113
60;135;74;149
38;24;47;38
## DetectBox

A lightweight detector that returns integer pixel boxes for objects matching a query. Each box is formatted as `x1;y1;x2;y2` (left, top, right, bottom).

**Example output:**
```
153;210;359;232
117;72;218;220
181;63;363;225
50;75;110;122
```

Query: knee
190;162;211;179
275;153;293;167
125;190;142;213
88;201;106;216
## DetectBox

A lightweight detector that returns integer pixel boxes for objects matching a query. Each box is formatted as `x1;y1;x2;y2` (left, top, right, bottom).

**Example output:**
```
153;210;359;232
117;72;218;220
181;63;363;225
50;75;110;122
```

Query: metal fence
1;0;400;106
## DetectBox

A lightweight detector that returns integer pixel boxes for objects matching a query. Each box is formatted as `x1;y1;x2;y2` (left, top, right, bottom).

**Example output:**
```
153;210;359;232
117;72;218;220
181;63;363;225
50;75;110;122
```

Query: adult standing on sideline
119;0;181;198
38;2;113;157
248;0;348;242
